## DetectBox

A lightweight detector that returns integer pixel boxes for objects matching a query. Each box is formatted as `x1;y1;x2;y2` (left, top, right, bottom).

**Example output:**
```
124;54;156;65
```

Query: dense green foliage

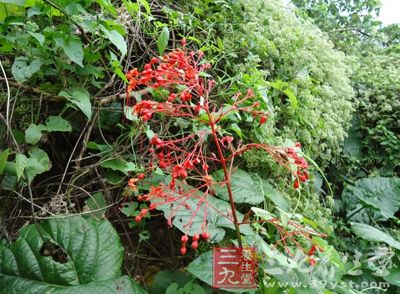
0;0;399;293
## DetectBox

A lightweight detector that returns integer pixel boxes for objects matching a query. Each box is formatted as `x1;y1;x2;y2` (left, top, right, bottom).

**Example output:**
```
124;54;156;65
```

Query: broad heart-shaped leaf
212;169;264;205
11;57;42;83
150;181;252;243
351;222;400;250
59;88;92;120
100;25;127;55
157;26;169;55
342;177;400;221
0;216;146;294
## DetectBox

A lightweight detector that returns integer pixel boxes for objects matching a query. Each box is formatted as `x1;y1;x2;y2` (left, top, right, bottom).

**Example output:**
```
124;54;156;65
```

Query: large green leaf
59;88;92;120
343;177;400;221
350;222;400;250
150;181;252;242
0;216;146;293
212;169;263;205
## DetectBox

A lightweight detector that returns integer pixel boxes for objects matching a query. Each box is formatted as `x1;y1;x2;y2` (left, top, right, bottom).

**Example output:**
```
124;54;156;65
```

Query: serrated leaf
212;169;263;205
43;116;72;132
0;148;9;174
15;154;28;180
11;57;42;83
100;25;127;55
59;88;92;120
351;222;400;250
157;26;169;55
100;158;137;175
25;123;45;144
0;216;146;293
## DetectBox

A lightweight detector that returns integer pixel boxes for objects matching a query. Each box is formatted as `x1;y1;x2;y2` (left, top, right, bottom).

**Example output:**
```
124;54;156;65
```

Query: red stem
207;112;243;248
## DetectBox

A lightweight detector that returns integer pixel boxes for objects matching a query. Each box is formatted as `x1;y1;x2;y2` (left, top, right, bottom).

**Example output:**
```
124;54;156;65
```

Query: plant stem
208;119;243;248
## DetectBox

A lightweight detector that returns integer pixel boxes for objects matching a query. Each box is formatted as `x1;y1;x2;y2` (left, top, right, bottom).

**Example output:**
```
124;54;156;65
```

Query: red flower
172;164;188;178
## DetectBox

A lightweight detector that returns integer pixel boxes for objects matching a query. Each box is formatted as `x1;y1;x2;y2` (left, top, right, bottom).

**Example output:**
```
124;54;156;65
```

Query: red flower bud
191;241;198;250
201;232;209;240
181;235;189;243
180;246;187;255
294;179;300;189
135;215;142;222
137;173;145;180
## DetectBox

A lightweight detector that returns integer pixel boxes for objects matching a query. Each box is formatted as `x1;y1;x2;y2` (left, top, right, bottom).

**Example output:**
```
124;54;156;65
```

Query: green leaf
43;116;72;132
187;251;213;286
257;178;290;212
120;202;138;217
25;123;45;144
343;117;362;160
383;266;400;287
84;192;107;219
0;148;9;175
59;88;92;120
350;222;400;250
87;141;112;153
100;158;137;175
25;147;51;182
25;117;71;144
343;177;400;221
212;169;263;205
150;182;252;242
283;88;298;110
0;216;146;293
0;0;25;6
95;0;117;16
64;38;84;67
15;154;28;180
11;57;42;83
100;25;127;55
157;26;169;55
28;32;45;45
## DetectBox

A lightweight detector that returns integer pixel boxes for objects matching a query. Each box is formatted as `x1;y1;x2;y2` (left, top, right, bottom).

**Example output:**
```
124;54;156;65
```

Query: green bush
169;0;354;168
352;48;400;172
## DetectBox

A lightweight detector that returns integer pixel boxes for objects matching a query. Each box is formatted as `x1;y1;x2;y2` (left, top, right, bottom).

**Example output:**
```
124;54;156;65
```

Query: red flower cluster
124;42;311;254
